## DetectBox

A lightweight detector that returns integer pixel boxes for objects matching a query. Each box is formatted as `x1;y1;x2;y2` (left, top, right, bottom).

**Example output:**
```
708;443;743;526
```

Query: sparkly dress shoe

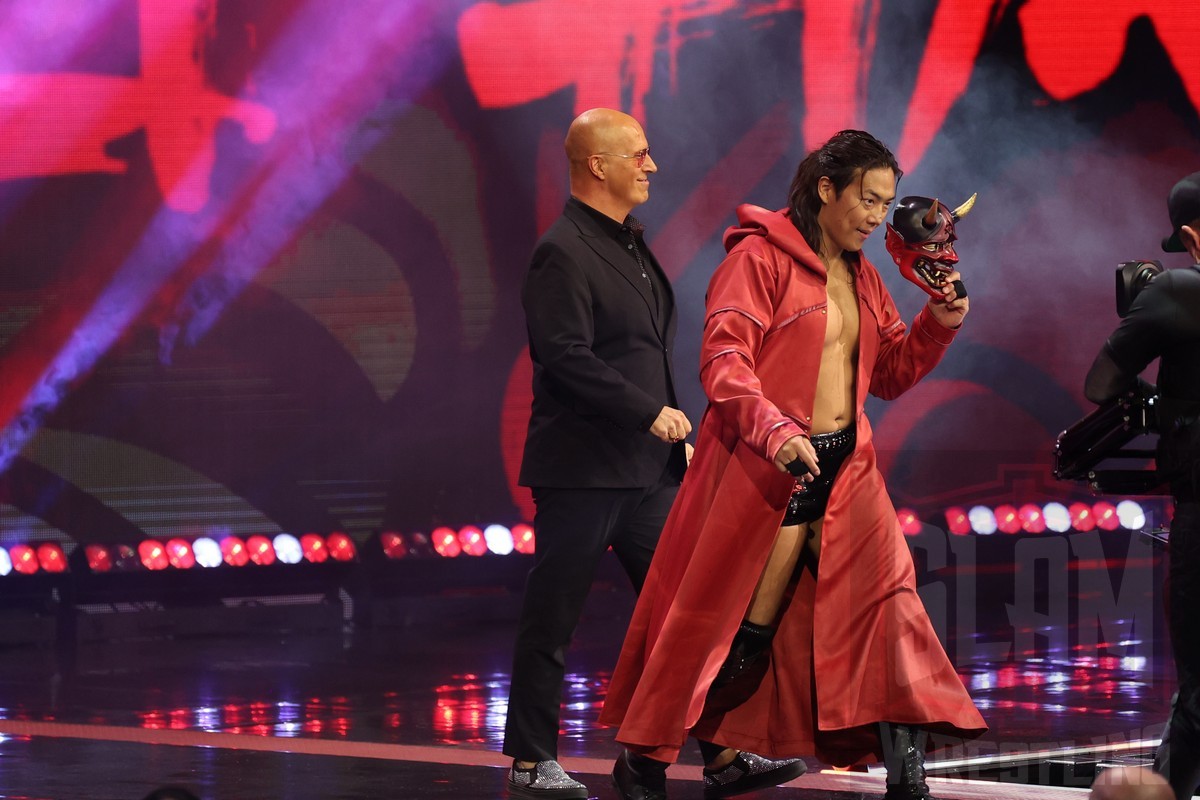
507;760;588;799
703;751;807;799
612;748;668;800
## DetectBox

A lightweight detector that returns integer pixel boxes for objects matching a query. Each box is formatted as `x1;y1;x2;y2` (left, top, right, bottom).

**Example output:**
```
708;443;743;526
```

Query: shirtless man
600;130;984;800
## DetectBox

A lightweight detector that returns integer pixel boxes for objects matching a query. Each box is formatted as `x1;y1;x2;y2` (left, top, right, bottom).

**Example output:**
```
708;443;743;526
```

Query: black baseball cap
1163;170;1200;252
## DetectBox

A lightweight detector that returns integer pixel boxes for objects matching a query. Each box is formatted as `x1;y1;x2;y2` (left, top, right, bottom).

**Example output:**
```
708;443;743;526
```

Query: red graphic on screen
461;0;1200;169
899;0;1200;166
458;0;880;149
1018;1;1200;105
0;0;275;213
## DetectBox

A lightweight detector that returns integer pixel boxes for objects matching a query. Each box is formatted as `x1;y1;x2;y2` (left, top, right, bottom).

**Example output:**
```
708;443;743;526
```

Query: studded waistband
809;426;855;452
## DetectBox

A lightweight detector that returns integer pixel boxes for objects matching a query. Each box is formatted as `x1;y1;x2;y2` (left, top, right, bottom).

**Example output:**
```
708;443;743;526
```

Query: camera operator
1085;170;1200;800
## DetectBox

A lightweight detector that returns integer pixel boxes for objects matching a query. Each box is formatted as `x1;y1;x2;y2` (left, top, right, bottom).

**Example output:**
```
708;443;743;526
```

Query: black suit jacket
519;199;686;488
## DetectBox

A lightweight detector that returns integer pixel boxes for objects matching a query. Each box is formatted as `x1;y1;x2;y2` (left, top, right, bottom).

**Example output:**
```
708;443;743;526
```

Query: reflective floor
0;554;1175;800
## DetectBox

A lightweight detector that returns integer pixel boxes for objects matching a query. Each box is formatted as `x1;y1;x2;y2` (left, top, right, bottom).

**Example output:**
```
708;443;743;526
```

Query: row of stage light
0;501;1153;577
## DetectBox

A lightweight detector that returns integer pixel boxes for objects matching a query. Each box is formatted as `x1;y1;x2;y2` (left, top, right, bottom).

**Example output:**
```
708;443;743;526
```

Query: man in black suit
504;107;692;798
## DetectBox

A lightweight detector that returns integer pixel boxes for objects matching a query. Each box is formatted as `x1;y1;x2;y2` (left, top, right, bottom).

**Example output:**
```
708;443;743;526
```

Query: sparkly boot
880;723;933;800
612;749;668;800
709;620;774;691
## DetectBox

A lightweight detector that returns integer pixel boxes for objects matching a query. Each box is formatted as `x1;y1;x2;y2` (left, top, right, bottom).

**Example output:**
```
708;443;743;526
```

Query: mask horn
951;193;977;221
923;199;939;228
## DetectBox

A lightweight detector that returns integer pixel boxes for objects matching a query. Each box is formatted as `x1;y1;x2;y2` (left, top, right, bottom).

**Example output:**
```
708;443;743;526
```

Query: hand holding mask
885;194;976;299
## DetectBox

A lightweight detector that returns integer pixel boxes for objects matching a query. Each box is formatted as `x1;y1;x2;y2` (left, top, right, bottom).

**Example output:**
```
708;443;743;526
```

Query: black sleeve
1083;273;1178;403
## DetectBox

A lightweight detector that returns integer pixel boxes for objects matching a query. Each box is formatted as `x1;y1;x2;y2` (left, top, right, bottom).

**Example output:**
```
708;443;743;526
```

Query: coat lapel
564;202;661;328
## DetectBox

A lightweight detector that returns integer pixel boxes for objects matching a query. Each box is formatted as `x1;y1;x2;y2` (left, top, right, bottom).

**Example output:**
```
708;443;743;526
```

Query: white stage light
1043;502;1071;533
968;505;997;535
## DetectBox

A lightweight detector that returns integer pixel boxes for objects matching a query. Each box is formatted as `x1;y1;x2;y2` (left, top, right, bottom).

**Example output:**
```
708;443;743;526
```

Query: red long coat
598;205;986;765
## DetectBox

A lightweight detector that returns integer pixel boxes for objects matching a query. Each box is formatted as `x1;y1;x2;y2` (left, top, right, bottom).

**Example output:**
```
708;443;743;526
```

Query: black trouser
1168;495;1200;691
503;470;679;762
1156;415;1200;799
1157;490;1200;800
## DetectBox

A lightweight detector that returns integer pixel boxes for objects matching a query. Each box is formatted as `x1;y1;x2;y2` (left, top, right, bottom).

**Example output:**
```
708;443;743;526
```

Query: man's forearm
1084;345;1140;404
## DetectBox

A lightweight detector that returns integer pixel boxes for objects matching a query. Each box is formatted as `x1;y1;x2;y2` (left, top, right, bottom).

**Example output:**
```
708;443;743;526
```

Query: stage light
139;540;169;571
512;523;535;554
896;508;922;536
458;526;487;557
193;537;222;568
1043;502;1071;533
85;544;114;573
968;505;997;535
1018;503;1046;533
8;545;35;575
326;532;356;562
0;549;11;576
221;536;249;567
1069;502;1095;532
431;527;461;558
1093;501;1120;531
246;535;276;566
484;524;514;555
993;504;1020;534
300;534;328;563
36;543;67;573
1116;500;1145;530
273;534;302;565
944;507;970;536
379;531;407;560
165;539;195;570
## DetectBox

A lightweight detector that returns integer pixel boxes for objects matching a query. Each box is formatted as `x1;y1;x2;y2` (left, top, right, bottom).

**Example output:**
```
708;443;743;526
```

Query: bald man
503;108;691;798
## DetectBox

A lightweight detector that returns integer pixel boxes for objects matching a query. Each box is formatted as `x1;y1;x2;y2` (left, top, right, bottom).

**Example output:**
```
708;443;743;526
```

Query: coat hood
722;204;825;276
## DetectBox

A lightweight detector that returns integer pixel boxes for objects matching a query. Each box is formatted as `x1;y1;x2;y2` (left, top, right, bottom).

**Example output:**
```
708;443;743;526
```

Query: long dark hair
787;129;901;257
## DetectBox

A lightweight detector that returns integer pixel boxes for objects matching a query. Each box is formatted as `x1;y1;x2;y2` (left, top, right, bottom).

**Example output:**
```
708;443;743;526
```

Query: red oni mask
884;194;976;297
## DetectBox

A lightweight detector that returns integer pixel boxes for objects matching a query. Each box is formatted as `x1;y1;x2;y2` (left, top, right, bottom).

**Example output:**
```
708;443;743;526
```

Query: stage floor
0;562;1174;800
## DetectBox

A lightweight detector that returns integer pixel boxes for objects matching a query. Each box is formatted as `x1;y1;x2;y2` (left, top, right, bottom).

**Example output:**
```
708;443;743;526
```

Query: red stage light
221;536;250;567
9;545;38;575
896;508;922;536
1018;503;1046;534
457;526;487;557
994;504;1021;535
246;535;276;566
431;527;461;558
36;543;67;573
512;523;535;554
139;540;169;571
86;544;114;573
326;532;356;562
1069;502;1095;532
379;531;407;560
300;533;328;563
944;507;971;536
165;538;196;569
1093;501;1120;531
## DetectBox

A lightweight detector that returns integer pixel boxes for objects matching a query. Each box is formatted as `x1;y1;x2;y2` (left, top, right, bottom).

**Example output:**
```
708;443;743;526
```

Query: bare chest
823;275;860;349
